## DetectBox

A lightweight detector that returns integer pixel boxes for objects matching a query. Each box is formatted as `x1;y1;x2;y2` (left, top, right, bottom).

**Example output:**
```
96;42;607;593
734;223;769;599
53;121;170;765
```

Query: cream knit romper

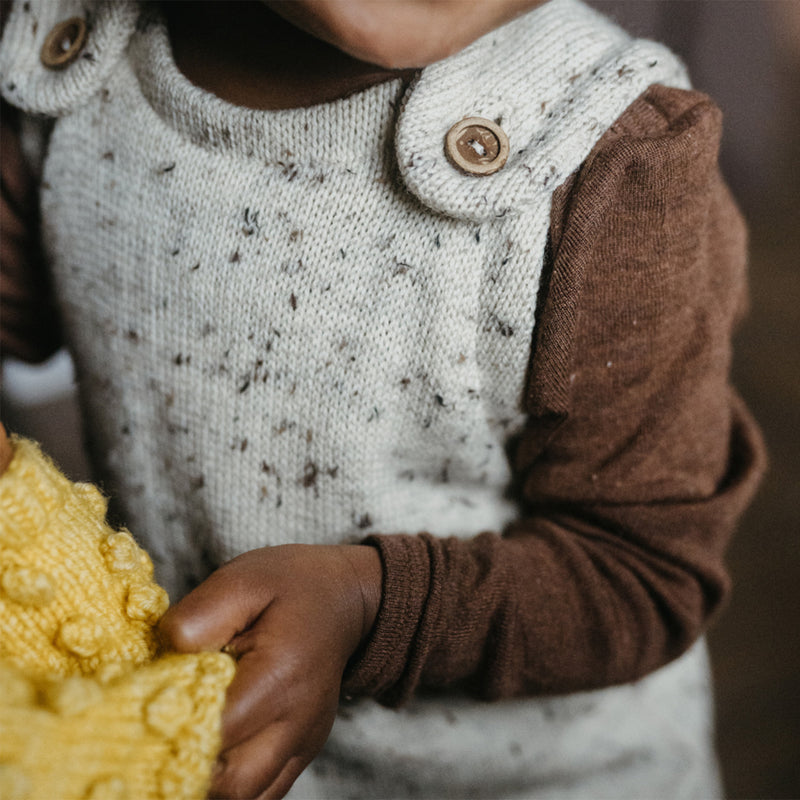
0;0;722;796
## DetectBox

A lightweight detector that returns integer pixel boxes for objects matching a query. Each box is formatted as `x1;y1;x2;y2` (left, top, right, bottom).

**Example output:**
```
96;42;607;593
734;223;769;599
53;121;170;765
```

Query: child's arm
161;85;765;799
343;86;766;703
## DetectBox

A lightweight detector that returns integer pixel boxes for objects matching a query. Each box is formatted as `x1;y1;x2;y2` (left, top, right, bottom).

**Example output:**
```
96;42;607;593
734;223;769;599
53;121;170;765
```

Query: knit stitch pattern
0;0;690;602
0;1;715;796
0;653;234;800
0;436;167;678
0;437;236;800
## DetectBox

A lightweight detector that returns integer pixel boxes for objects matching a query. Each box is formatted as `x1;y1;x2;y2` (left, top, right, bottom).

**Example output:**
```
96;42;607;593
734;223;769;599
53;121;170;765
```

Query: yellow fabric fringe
0;437;235;800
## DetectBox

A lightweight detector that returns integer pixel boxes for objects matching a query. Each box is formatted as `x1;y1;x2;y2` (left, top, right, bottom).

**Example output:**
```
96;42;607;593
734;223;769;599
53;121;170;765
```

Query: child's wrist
340;544;383;647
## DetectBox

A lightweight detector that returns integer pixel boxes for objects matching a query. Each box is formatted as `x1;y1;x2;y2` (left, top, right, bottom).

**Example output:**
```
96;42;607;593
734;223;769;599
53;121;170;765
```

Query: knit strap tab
0;0;139;116
394;0;689;223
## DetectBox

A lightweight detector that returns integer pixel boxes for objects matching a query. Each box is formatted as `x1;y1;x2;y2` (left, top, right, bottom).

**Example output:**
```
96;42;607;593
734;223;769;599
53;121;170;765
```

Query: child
0;1;765;797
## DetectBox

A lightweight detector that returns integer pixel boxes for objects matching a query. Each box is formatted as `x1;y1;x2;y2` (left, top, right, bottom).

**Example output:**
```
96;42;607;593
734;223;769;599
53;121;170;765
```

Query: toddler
0;0;765;798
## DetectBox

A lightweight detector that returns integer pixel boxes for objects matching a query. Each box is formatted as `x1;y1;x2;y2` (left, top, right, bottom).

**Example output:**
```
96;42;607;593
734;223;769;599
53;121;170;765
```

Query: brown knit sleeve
343;85;766;706
0;100;61;363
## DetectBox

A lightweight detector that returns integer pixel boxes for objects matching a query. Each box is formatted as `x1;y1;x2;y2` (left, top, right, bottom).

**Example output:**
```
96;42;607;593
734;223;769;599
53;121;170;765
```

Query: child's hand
158;544;382;800
267;0;544;69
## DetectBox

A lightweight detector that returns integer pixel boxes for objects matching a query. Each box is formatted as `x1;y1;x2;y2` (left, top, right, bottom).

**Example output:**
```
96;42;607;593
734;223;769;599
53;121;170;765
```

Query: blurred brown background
2;2;799;798
592;3;800;798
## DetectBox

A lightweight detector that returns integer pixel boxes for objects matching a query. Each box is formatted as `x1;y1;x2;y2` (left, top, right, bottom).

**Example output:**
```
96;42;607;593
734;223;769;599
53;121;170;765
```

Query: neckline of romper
1;0;690;221
129;6;406;171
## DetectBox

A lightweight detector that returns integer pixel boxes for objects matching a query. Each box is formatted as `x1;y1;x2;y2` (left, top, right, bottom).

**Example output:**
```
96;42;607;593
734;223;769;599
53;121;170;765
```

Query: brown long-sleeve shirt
0;46;765;705
342;85;765;704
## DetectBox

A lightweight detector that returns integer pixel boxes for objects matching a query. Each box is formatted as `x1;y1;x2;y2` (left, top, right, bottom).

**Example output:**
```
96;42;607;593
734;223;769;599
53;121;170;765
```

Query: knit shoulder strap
0;0;138;116
395;0;690;223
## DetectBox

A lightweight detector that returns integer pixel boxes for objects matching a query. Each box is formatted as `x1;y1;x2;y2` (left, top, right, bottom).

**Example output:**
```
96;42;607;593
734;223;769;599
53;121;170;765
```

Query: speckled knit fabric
0;0;689;601
0;437;236;800
0;1;726;797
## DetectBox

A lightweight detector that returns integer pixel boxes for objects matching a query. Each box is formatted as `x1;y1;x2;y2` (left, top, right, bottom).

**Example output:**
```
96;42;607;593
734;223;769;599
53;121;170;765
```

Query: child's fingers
217;641;289;750
209;721;299;800
257;754;309;800
219;622;340;747
158;555;273;653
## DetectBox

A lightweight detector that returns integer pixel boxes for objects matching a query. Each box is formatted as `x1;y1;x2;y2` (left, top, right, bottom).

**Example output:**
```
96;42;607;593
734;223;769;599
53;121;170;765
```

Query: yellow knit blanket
0;436;235;800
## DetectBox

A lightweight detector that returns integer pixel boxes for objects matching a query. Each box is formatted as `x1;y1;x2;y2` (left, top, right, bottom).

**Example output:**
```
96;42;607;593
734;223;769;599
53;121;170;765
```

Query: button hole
468;139;487;157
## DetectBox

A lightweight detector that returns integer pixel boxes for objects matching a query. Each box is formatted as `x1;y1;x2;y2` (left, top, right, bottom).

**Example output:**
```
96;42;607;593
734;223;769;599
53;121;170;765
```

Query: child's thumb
157;557;268;654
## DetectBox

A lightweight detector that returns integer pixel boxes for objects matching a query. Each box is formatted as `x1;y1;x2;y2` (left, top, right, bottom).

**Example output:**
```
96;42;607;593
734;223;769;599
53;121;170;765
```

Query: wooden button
445;117;509;176
40;17;88;70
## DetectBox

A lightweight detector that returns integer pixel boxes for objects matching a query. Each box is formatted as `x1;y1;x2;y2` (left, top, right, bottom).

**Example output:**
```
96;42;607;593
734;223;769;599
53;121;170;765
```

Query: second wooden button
40;17;88;71
445;117;509;176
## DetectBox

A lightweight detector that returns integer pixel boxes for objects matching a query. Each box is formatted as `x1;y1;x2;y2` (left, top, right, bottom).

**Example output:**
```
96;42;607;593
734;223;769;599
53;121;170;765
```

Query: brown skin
265;0;543;69
158;1;542;798
160;544;382;800
164;0;544;111
0;423;12;476
164;1;415;111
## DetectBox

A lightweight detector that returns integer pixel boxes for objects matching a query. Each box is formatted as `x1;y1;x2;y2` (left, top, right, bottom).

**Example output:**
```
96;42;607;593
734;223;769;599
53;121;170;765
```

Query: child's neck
162;1;415;111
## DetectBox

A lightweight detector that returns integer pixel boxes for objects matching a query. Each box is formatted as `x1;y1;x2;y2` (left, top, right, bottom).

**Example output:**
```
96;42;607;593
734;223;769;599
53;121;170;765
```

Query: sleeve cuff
341;533;437;706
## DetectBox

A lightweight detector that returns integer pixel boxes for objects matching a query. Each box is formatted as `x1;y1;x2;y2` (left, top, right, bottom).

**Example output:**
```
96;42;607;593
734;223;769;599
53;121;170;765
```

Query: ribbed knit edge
343;533;434;704
130;5;406;170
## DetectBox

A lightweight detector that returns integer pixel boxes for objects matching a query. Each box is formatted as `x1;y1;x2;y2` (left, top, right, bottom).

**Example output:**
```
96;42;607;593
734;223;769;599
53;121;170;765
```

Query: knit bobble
84;776;129;800
0;438;236;800
57;615;107;658
44;675;104;716
0;663;35;707
126;583;169;625
0;492;47;550
138;549;155;582
102;531;141;572
159;748;207;799
1;566;55;607
72;483;109;518
1;438;168;676
146;685;194;738
0;764;31;800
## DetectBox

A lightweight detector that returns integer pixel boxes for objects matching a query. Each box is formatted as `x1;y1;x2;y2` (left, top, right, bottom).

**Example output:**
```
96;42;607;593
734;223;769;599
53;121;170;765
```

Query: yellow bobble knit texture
0;437;166;677
0;437;236;800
